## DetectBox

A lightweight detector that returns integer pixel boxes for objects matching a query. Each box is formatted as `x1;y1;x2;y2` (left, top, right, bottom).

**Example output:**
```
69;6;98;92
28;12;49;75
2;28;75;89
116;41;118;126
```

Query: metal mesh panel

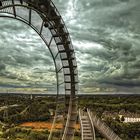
58;45;64;51
50;28;56;35
49;38;59;57
64;76;71;82
15;6;29;22
55;36;61;43
60;52;67;59
1;0;12;6
58;71;64;84
0;6;13;13
31;9;43;33
65;83;71;90
65;90;70;95
59;84;65;95
62;60;69;67
42;26;52;44
63;68;70;74
56;62;62;72
7;6;13;13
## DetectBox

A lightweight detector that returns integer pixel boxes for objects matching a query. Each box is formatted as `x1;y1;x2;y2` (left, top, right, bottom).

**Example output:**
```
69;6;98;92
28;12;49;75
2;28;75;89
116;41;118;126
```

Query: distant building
124;117;140;123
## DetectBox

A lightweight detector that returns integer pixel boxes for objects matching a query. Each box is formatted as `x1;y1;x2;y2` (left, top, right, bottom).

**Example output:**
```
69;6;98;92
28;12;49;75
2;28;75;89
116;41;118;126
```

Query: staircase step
83;130;92;133
83;134;93;137
49;23;64;30
49;15;61;21
59;49;74;53
83;137;93;139
83;128;91;131
82;116;88;118
83;136;93;139
53;32;69;37
82;120;90;123
61;57;75;61
56;41;70;46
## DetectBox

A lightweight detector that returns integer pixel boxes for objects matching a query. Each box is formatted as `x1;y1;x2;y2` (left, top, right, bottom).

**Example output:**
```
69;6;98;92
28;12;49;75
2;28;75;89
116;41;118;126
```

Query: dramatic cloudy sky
0;0;140;93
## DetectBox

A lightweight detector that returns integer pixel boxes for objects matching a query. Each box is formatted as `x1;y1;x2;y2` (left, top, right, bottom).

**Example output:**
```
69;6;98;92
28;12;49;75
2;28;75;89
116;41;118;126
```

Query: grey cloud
0;63;5;71
0;0;140;93
0;18;56;89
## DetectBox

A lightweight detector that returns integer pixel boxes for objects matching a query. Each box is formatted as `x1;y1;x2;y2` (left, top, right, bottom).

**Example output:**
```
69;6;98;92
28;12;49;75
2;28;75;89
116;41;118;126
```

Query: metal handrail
90;111;122;140
78;109;84;140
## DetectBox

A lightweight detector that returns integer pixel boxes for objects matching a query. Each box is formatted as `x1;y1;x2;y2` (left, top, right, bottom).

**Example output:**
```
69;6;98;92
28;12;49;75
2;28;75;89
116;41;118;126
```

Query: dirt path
20;122;80;131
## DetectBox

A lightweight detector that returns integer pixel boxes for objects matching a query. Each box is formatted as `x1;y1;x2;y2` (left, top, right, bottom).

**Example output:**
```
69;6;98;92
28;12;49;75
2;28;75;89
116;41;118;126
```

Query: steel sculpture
0;0;78;139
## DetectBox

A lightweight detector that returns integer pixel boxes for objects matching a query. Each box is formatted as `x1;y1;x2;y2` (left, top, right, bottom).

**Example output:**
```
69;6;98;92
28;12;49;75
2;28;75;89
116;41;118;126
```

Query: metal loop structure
0;0;78;140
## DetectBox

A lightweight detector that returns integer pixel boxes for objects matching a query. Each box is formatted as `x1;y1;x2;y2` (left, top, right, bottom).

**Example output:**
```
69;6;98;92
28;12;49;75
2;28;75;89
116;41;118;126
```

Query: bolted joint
44;22;49;27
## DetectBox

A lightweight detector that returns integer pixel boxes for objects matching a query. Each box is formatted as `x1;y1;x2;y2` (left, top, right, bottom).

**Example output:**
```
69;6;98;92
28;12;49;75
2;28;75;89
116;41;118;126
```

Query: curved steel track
0;0;78;139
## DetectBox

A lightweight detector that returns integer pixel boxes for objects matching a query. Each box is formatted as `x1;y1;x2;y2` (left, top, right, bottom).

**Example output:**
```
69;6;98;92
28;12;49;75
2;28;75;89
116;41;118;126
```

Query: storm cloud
0;19;56;89
53;0;140;93
0;0;140;93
